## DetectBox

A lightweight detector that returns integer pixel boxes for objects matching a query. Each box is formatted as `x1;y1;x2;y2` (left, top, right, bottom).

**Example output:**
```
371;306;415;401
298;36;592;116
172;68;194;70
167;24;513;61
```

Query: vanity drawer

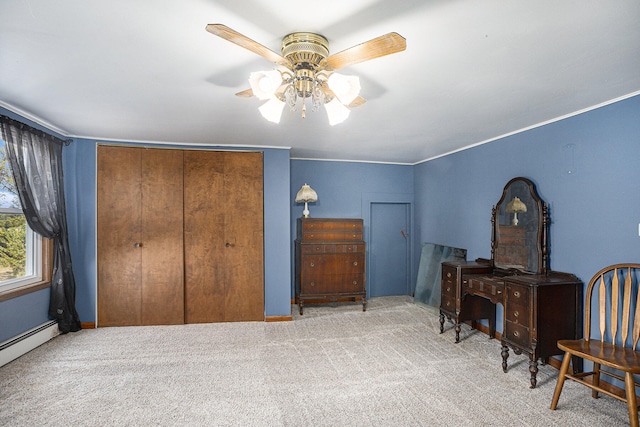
466;277;504;299
441;295;456;313
505;302;530;327
505;320;530;348
506;284;530;305
441;280;456;298
442;265;457;285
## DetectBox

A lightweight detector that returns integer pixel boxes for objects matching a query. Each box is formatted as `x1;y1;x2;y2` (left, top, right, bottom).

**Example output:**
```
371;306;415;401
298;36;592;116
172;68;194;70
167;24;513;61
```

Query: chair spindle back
585;264;640;349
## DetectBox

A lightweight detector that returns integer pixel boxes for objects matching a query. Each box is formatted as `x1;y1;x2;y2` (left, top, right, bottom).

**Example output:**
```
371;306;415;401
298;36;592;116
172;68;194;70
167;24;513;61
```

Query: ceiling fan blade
325;32;406;70
320;86;366;108
235;88;254;97
206;24;289;66
348;96;366;108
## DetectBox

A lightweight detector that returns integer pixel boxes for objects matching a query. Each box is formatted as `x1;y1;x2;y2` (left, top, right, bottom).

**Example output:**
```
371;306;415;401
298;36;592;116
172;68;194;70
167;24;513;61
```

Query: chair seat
558;339;640;374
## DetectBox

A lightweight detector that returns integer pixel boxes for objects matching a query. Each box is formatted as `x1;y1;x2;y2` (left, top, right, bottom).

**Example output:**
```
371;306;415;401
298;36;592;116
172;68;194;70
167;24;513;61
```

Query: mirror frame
491;177;549;275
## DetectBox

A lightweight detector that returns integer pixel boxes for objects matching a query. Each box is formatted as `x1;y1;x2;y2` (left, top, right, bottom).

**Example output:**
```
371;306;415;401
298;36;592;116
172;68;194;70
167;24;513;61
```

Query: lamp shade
249;70;282;100
506;197;527;213
295;183;318;203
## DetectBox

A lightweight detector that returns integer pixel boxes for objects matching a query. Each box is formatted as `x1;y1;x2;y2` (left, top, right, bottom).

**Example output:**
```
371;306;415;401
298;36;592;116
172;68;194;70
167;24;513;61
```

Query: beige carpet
0;296;628;426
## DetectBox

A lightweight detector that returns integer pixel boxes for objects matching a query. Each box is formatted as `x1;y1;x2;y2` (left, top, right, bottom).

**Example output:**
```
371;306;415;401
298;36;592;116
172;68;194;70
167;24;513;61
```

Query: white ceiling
1;1;639;164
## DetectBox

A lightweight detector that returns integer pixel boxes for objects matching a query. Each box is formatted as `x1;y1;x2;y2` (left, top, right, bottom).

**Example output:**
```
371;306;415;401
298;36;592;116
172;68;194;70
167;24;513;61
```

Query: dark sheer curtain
0;115;81;333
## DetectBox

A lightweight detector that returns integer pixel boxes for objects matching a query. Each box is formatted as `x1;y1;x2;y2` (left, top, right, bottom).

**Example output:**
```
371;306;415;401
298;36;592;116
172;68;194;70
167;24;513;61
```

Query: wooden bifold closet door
97;146;264;327
183;150;264;323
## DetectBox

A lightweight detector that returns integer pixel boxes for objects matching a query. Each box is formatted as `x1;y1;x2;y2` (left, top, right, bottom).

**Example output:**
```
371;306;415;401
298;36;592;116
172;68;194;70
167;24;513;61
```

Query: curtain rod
0;115;73;145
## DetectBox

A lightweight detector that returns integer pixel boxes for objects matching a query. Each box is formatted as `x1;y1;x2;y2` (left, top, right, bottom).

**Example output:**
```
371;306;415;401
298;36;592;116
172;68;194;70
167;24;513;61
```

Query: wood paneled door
97;146;264;326
183;150;264;323
97;146;184;326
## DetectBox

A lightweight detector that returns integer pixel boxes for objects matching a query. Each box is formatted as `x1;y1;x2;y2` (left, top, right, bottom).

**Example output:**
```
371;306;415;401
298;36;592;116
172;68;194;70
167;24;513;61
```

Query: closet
97;146;264;327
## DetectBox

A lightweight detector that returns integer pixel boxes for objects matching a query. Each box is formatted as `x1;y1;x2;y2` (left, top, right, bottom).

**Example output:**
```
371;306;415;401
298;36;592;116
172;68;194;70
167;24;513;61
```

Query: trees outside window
0;144;34;286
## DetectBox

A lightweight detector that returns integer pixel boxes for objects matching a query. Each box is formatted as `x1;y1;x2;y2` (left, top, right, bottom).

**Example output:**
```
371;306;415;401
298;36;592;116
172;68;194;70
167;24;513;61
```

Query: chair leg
625;372;639;427
550;351;572;410
592;363;600;398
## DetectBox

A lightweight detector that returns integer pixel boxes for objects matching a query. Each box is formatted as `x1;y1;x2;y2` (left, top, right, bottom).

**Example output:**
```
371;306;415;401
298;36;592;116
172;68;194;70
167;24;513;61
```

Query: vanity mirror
492;177;548;274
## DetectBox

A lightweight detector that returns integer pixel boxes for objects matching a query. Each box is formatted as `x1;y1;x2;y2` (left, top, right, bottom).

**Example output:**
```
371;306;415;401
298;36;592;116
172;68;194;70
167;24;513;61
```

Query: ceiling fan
205;24;406;125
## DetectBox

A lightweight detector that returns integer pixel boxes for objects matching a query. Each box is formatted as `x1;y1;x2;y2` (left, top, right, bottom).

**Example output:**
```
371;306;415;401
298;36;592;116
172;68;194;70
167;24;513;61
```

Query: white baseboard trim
0;321;59;368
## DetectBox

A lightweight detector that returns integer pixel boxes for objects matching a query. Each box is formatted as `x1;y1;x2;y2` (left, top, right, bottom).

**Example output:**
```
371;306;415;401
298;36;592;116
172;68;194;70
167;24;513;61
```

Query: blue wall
290;160;414;298
3;94;638;346
62;141;292;323
414;94;640;331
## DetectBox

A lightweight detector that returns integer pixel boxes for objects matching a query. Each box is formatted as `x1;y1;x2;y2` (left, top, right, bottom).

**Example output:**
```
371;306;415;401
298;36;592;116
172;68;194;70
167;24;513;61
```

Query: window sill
0;280;51;303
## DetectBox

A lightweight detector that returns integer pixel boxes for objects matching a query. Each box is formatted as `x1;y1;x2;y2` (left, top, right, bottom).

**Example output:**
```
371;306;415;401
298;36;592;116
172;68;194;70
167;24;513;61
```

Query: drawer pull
446;301;450;307
447;272;452;278
513;290;521;298
310;262;315;267
446;287;451;292
353;281;358;285
513;310;519;318
513;330;520;338
497;289;503;294
353;261;358;266
310;282;315;287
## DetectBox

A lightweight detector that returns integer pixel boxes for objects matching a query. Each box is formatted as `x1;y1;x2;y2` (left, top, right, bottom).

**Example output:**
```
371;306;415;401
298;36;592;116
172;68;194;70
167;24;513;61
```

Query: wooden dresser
295;218;366;314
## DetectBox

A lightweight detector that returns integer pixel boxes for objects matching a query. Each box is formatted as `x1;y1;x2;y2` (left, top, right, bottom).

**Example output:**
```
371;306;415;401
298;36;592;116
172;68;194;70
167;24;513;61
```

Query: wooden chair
550;263;640;427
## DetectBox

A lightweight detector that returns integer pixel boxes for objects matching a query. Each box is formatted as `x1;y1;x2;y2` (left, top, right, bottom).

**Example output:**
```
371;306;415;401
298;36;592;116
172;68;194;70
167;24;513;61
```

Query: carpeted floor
0;296;629;426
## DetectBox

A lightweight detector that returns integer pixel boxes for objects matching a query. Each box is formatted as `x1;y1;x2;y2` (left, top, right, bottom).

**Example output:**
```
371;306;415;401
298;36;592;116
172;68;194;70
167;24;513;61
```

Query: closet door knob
134;242;142;248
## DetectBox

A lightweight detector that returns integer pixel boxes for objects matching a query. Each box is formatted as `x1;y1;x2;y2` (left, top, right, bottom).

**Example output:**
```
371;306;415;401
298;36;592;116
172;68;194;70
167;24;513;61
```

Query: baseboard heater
0;321;59;368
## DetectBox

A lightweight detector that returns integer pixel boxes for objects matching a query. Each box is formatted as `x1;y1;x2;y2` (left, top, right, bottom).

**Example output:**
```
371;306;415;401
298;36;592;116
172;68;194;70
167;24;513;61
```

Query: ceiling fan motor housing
282;32;330;97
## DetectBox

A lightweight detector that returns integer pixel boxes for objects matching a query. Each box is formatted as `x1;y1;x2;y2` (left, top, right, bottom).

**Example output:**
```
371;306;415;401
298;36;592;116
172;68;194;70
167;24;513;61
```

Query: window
0;143;51;300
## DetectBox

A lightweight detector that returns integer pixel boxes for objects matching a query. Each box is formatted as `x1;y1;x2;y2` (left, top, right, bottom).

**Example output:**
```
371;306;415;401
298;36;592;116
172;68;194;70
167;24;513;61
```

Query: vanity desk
439;178;582;388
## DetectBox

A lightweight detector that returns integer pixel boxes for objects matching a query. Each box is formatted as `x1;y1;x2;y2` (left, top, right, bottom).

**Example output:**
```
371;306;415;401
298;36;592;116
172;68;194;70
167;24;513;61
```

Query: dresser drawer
300;244;331;254
301;277;331;294
505;320;530;348
335;244;364;253
301;231;363;241
301;219;363;232
301;273;364;294
300;243;365;254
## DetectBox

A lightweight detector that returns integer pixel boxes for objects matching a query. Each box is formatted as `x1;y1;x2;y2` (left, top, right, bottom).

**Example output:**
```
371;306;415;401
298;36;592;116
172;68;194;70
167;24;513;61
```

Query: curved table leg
529;358;539;389
455;323;461;343
439;312;445;333
501;342;509;373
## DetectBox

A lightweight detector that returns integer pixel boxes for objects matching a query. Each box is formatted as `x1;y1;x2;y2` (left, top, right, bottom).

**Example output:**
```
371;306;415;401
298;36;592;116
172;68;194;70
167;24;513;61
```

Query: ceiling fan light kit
206;24;406;126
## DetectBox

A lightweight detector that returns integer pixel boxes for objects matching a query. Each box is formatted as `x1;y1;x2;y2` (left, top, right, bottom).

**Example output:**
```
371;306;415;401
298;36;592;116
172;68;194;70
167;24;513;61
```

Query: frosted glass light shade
259;97;285;123
327;73;361;105
324;98;350;126
249;70;282;100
